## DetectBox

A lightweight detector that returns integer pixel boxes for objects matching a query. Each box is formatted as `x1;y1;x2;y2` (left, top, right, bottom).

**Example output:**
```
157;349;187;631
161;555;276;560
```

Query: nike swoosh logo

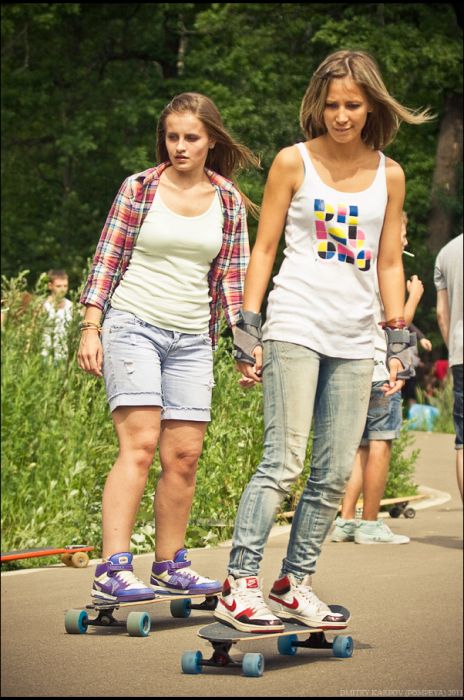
269;594;299;610
219;599;237;612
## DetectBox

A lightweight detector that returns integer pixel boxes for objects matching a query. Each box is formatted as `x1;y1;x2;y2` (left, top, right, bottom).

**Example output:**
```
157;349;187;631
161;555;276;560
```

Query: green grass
1;272;420;569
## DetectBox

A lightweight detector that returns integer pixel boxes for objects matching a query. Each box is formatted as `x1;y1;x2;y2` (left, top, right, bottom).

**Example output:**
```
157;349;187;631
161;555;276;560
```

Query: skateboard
376;494;425;519
281;493;425;522
65;592;218;637
1;544;94;567
181;605;352;677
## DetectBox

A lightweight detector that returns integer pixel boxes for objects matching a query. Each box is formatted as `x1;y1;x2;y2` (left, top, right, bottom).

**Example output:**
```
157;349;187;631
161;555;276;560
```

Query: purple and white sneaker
91;552;156;603
150;548;222;595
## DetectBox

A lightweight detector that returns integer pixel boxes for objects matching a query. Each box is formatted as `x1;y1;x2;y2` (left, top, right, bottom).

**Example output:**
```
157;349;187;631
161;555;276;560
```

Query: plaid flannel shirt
80;161;249;349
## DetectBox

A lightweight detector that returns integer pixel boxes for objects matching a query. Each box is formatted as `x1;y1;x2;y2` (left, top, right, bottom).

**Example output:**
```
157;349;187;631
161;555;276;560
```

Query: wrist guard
385;327;417;380
233;310;263;365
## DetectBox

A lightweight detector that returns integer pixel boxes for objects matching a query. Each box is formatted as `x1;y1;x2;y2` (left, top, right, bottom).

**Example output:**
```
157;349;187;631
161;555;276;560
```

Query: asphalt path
1;431;462;697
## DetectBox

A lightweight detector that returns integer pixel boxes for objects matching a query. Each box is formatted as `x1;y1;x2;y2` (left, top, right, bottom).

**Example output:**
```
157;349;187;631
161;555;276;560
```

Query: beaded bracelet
79;321;102;333
378;317;407;330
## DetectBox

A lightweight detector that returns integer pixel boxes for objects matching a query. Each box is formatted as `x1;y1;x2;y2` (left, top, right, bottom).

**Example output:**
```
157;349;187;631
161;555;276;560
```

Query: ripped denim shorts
101;308;214;421
360;380;402;444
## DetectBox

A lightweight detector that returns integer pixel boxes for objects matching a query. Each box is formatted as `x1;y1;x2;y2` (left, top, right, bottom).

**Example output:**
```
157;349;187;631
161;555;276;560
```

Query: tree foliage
2;3;462;345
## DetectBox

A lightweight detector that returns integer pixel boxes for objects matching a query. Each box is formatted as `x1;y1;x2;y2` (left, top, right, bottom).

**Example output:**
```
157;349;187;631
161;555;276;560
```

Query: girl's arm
237;147;301;381
377;159;407;395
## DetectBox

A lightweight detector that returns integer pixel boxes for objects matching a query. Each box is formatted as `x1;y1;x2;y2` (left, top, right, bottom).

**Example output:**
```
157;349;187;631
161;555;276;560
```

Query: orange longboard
1;545;94;567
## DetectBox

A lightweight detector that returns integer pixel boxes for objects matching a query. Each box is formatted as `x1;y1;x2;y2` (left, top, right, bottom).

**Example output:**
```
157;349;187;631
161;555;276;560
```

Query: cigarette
403;250;415;257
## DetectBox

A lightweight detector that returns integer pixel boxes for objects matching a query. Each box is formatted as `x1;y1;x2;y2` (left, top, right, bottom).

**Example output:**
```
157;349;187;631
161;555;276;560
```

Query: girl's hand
382;357;405;396
406;275;424;302
420;338;432;352
238;375;257;389
235;345;263;384
77;330;103;377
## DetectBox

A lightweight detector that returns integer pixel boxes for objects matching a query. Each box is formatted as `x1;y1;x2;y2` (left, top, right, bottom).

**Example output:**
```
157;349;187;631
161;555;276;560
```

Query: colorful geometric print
314;199;372;271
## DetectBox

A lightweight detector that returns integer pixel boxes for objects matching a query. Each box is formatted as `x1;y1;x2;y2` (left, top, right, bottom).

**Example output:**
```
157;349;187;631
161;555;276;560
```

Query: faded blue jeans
229;340;373;580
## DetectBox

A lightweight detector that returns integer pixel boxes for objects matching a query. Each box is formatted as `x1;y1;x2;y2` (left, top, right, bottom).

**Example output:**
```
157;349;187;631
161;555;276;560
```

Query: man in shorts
332;215;429;544
434;233;463;500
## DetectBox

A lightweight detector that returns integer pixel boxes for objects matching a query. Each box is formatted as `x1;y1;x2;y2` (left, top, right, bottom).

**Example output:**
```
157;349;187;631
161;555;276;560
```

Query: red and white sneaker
214;575;285;633
268;574;348;629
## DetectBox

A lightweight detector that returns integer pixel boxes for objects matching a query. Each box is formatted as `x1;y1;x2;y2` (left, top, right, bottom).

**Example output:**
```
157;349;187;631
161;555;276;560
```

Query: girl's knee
120;442;157;472
161;448;201;481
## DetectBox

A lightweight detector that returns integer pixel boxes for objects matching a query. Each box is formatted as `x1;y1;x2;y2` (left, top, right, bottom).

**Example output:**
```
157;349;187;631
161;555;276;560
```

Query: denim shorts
101;308;214;421
360;380;402;444
452;364;463;449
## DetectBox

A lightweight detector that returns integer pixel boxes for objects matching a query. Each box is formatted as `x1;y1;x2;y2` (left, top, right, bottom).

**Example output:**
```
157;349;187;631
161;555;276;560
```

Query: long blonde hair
156;92;260;217
300;50;434;150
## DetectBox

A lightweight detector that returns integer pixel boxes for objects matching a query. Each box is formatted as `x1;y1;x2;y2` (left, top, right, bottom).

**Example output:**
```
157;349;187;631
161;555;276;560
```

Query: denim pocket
105;309;144;334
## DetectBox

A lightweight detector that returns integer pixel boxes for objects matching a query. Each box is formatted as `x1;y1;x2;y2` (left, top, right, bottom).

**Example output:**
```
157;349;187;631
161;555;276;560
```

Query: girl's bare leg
102;406;161;559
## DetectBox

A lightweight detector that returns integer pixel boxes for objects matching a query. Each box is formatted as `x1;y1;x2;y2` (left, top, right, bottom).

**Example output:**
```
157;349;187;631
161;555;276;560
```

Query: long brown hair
300;50;434;150
156;92;260;217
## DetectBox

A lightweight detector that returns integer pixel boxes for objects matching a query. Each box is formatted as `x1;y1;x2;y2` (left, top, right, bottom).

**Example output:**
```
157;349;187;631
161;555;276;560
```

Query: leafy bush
1;273;419;568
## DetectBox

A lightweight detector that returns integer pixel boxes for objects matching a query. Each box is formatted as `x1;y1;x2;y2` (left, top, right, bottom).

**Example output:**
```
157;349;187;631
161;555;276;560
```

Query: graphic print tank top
263;142;388;358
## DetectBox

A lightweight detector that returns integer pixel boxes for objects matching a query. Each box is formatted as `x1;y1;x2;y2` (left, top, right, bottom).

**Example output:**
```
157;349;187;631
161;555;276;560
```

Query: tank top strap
377;151;385;171
295;142;316;179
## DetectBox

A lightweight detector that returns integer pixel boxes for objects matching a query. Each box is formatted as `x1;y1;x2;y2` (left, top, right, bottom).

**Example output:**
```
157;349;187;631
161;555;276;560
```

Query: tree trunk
428;93;463;253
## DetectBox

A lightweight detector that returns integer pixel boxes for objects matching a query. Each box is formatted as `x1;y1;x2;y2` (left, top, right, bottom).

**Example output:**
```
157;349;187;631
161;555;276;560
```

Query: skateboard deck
182;605;352;677
65;591;218;637
1;545;94;567
281;493;425;521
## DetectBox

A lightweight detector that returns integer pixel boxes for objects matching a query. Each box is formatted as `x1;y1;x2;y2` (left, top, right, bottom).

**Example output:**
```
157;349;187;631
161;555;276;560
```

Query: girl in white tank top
216;50;433;634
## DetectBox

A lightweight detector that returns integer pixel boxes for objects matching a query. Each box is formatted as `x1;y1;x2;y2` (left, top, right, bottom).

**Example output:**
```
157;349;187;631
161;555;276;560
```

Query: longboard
1;545;94;567
65;592;218;637
281;493;425;521
181;605;352;677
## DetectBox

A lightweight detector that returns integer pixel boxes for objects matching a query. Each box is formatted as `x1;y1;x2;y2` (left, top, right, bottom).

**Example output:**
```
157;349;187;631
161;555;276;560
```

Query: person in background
400;213;433;407
78;92;259;603
434;233;463;499
42;269;73;361
332;214;432;544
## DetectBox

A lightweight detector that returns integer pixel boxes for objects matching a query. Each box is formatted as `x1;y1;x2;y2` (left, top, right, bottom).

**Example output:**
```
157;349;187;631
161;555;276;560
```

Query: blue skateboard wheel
277;634;298;656
64;609;88;634
170;598;192;618
126;611;151;637
332;635;353;658
242;652;264;677
181;650;203;674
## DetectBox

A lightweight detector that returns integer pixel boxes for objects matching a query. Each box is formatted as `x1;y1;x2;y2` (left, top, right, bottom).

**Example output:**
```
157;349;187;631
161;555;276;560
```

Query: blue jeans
452;364;463;449
229;340;373;580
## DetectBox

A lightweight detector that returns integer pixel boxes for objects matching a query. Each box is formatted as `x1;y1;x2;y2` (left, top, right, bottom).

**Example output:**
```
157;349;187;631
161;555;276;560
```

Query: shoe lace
237;586;270;615
294;583;331;615
114;570;147;587
378;520;393;534
176;565;200;582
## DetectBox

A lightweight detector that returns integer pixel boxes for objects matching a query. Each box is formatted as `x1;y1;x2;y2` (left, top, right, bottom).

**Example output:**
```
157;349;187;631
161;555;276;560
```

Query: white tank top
111;190;223;333
263;142;388;358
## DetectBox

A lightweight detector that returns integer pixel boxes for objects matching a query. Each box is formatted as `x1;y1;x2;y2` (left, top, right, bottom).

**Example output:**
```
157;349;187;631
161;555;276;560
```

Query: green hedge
1;273;418;568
